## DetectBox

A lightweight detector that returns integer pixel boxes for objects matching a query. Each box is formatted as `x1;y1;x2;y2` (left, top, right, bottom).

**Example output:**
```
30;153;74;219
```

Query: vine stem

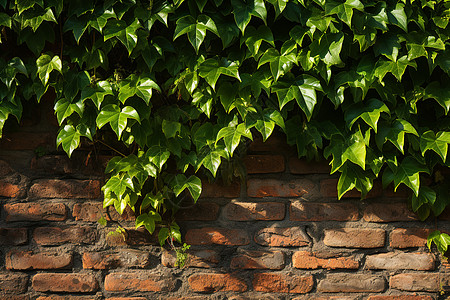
94;139;127;157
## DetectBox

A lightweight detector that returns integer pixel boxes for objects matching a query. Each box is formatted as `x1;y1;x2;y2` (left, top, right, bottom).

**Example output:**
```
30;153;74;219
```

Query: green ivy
1;0;450;254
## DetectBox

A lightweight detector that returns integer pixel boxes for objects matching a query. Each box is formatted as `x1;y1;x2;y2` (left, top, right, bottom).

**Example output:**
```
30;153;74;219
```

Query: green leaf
216;123;252;155
36;54;62;85
420;131;450;161
81;80;114;109
424;81;450;113
391;156;428;196
54;98;84;125
345;98;390;133
337;162;374;199
310;32;344;66
118;75;160;104
162;120;182;139
63;15;90;43
231;0;267;33
146;146;170;172
374;56;417;81
325;0;364;27
103;18;140;54
272;74;322;120
158;227;170;246
173;15;219;53
387;3;408;32
199;58;241;90
103;173;135;197
411;186;436;215
135;211;162;234
258;46;297;81
56;124;81;157
96;104;140;138
241;25;274;56
427;230;450;257
171;174;202;202
374;33;401;62
377;119;418;153
0;13;11;28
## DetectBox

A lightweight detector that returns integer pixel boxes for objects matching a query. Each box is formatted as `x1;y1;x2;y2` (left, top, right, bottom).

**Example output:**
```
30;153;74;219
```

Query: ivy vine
1;0;450;254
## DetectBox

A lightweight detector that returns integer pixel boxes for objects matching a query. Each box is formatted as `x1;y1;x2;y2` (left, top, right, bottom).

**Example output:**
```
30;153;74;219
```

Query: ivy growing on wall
1;0;450;254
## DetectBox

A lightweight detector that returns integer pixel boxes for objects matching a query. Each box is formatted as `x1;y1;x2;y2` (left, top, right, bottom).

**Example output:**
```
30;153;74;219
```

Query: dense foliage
1;0;450;253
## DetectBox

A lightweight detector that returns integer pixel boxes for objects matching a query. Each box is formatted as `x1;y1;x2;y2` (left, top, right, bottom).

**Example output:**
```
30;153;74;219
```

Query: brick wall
0;107;449;300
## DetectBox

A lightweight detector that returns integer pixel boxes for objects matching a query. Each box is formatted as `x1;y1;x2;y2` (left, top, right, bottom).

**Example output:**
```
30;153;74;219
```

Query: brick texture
390;273;440;292
6;251;72;270
175;202;220;221
231;249;284;270
201;181;240;198
0;180;23;198
32;273;98;292
225;201;285;221
323;228;385;248
365;252;434;270
248;179;316;198
72;202;135;222
0;273;28;294
82;250;150;269
162;249;219;268
29;179;101;199
293;251;359;270
290;201;359;221
363;203;418;222
4;202;67;222
244;155;285;173
289;158;330;174
188;273;247;292
252;273;314;293
104;272;175;292
367;296;433;300
317;274;385;292
185;227;249;245
33;227;96;245
390;228;433;248
255;227;310;247
0;228;27;245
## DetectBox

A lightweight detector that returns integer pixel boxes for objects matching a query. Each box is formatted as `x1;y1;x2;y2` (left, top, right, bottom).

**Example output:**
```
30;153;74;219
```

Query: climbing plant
1;0;450;254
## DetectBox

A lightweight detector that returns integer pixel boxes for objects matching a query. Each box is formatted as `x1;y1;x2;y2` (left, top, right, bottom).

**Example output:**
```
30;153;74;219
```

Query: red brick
365;252;434;270
255;227;310;247
188;273;247;292
323;228;385;248
4;202;67;221
248;178;316;198
104;272;175;292
33;226;96;245
227;295;283;300
320;179;382;198
244;155;285;173
253;273;314;293
105;227;157;246
225;201;285;221
72;202;135;222
36;296;98;300
162;249;219;268
289;158;330;174
0;132;54;150
290;201;359;221
0;273;28;294
293;295;354;300
390;273;441;291
363;203;418;222
30;155;72;174
161;297;205;300
293;251;359;270
175;202;220;221
0;180;23;198
0;296;30;300
6;251;72;270
105;298;147;300
201;181;240;198
32;273;98;293
185;227;249;245
231;249;284;270
83;249;150;269
0;228;27;245
390;228;433;248
317;274;385;292
248;133;289;152
29;179;101;199
367;296;433;300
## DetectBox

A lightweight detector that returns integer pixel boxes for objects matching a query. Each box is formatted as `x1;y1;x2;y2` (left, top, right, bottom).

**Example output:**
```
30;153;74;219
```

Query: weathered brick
323;228;385;248
293;251;359;270
0;132;54;150
248;133;288;152
188;273;247;292
72;202;135;222
33;226;96;245
390;273;441;292
30;155;72;174
293;296;354;300
32;273;98;293
6;251;72;270
29;179;101;199
0;295;30;300
0;180;23;198
36;296;98;300
255;227;310;247
162;249;219;268
320;179;382;198
105;227;157;246
231;249;284;270
185;228;249;245
104;272;175;292
227;295;282;300
175;202;220;221
317;274;385;292
244;154;285;173
105;298;147;300
367;296;433;300
390;228;433;248
365;252;434;270
161;297;205;300
225;201;285;221
290;202;359;221
289;158;331;174
248;179;316;198
0;273;28;295
82;249;150;269
363;203;417;222
0;228;27;245
253;273;314;293
0;160;14;177
201;181;240;198
4;202;67;222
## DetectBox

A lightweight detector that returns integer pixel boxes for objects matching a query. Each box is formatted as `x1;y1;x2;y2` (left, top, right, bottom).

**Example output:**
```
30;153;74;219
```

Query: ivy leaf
56;124;81;157
96;104;140;138
272;74;322;120
411;186;436;215
387;3;408;32
344;98;390;133
162;120;182;139
135;211;162;234
376;119;418;153
54;98;84;125
337;162;374;199
145;145;170;171
424;81;450;113
103;173;135;198
216;123;252;155
428;230;450;257
118;75;160;104
0;12;11;28
310;32;344;66
103;18;140;54
36;54;62;85
198;58;241;90
391;156;428;196
231;0;267;33
325;0;364;27
374;33;401;62
63;15;90;43
258;43;297;81
374;56;417;81
254;109;285;141
241;25;274;56
81;80;114;109
420;131;450;161
198;147;225;177
173;15;219;53
171;174;202;202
